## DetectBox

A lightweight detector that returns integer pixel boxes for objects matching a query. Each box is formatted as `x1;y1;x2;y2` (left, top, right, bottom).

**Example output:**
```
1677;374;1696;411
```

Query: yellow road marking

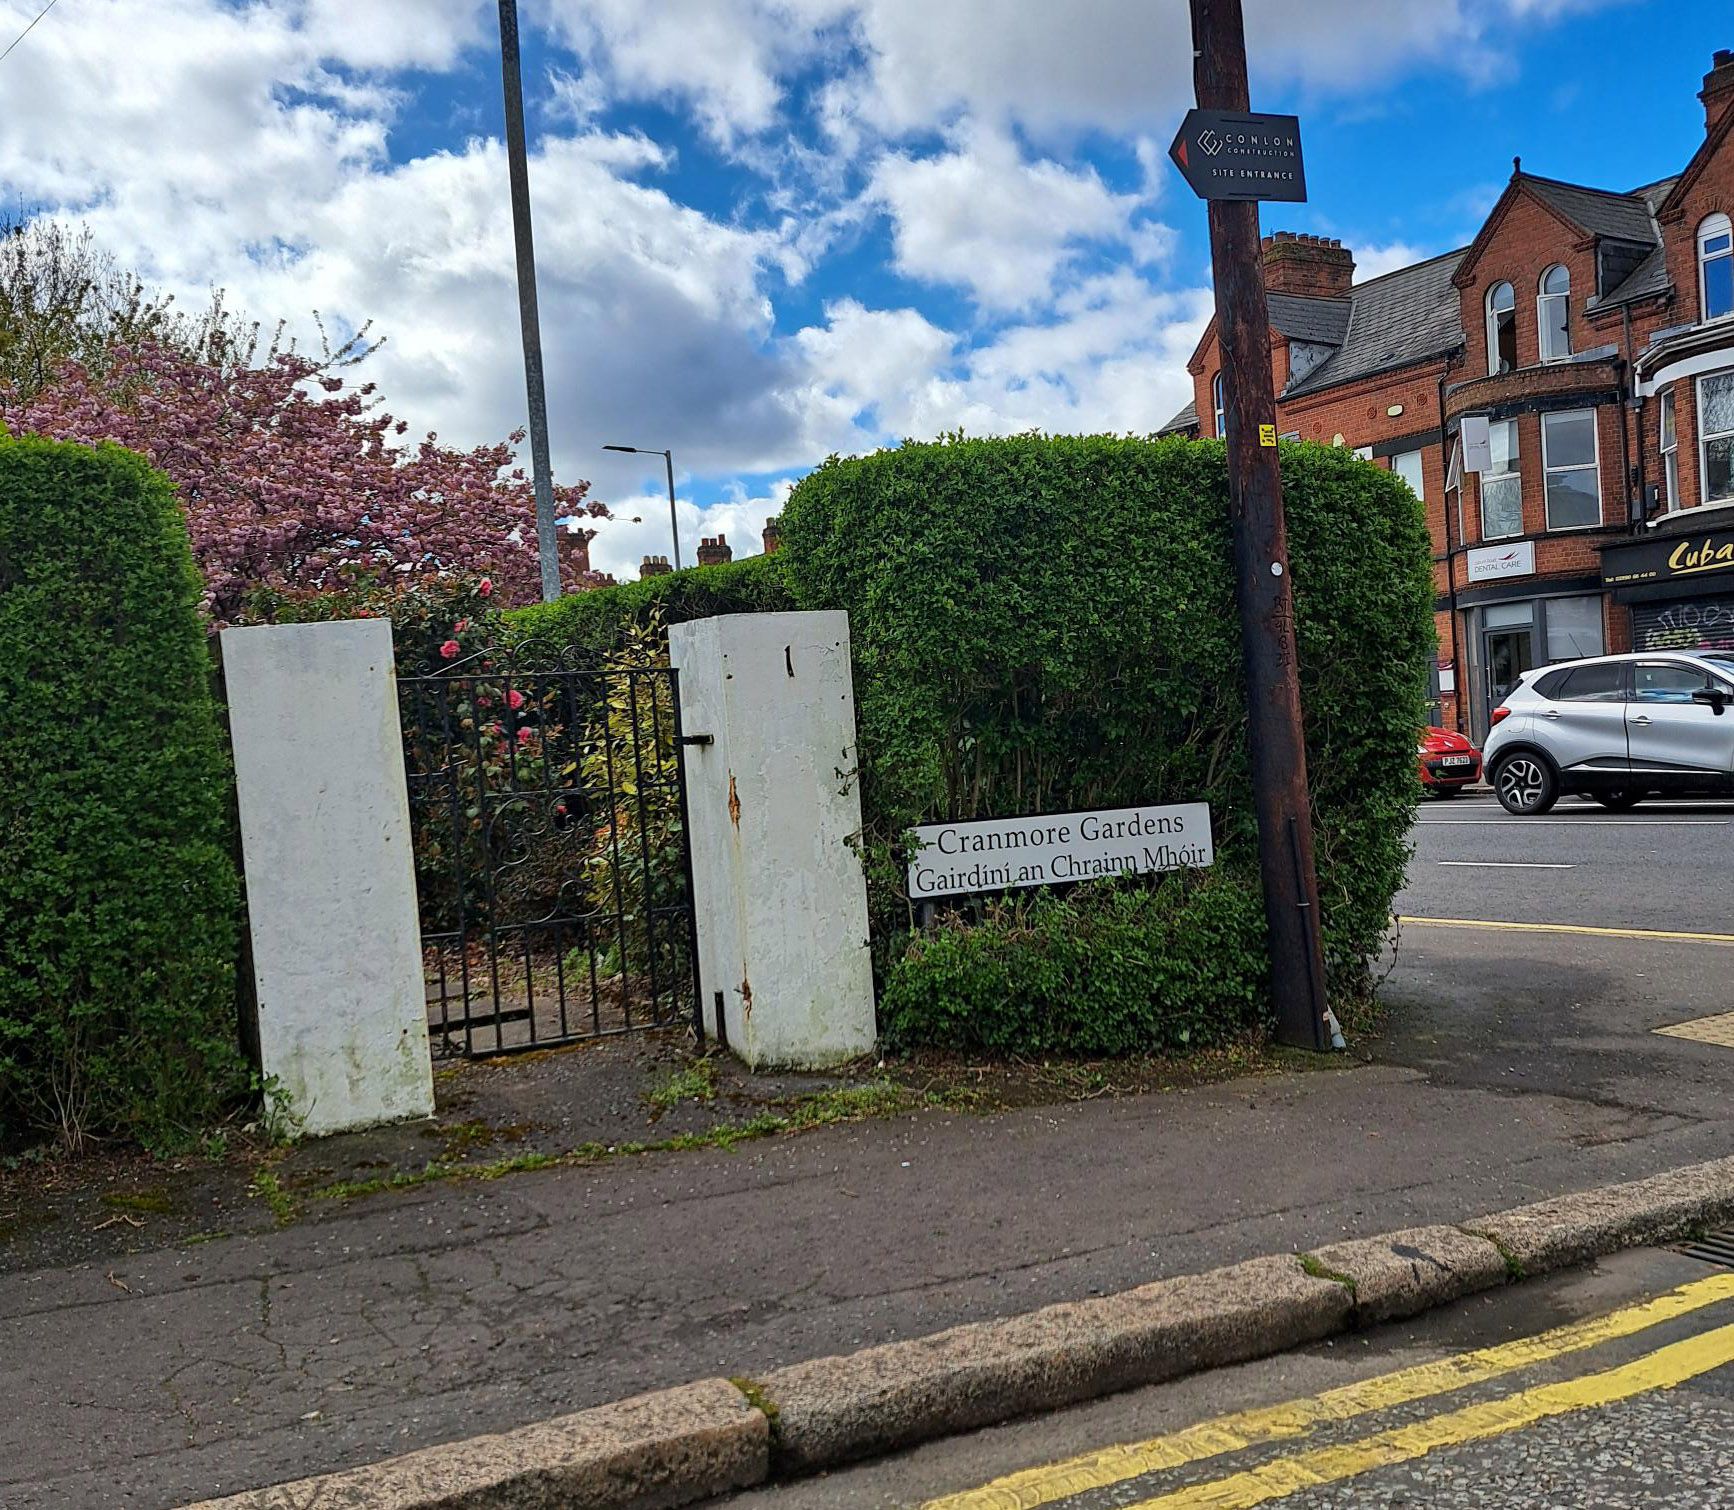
923;1274;1734;1510
1124;1319;1734;1509
1399;915;1734;945
1655;1010;1734;1048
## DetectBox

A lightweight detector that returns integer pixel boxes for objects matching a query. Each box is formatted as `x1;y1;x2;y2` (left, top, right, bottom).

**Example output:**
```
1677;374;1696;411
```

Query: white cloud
788;273;1213;447
868;128;1147;310
544;0;852;145
1353;242;1436;281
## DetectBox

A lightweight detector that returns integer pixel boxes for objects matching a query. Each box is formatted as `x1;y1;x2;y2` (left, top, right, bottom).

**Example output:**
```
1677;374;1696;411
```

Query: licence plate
1440;755;1473;767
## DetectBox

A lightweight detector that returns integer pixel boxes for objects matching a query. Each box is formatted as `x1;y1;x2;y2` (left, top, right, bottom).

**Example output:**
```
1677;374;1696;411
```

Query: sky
1;0;1729;578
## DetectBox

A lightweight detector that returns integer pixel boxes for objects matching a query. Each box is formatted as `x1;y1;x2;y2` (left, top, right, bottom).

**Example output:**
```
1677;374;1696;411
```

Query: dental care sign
907;803;1214;901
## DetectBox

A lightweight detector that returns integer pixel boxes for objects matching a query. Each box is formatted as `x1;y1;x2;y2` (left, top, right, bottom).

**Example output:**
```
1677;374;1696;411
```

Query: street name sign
1169;109;1306;203
907;802;1214;902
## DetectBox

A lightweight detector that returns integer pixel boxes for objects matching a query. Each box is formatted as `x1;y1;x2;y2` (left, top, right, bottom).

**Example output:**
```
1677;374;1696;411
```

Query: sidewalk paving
5;926;1733;1509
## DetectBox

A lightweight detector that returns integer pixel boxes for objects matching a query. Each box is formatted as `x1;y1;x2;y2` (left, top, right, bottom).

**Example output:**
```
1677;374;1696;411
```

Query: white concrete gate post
669;611;877;1067
221;619;434;1137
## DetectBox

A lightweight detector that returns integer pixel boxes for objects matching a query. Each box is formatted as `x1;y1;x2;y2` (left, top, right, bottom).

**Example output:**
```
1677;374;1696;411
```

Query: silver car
1482;651;1734;815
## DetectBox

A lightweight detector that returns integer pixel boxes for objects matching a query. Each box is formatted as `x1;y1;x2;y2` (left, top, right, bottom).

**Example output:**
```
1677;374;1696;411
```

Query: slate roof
1158;398;1198;435
1266;292;1352;345
1282;248;1467;399
1524;174;1659;245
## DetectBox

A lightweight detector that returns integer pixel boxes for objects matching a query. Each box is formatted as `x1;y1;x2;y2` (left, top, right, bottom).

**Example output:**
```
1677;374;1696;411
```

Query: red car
1418;725;1483;796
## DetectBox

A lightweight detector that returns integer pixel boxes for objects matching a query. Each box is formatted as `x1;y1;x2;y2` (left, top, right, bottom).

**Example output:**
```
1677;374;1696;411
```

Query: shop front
1602;524;1734;656
1456;543;1609;745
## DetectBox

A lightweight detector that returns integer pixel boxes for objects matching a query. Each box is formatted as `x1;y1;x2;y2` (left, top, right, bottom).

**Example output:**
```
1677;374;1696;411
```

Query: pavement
5;794;1734;1508
713;1245;1734;1508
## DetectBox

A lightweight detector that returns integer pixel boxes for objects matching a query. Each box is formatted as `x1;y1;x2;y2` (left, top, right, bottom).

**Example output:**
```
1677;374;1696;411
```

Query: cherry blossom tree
1;336;605;618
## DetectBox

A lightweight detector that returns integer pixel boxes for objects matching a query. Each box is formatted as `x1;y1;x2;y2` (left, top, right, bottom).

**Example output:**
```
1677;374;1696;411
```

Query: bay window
1480;420;1522;539
1541;409;1601;529
1700;369;1734;505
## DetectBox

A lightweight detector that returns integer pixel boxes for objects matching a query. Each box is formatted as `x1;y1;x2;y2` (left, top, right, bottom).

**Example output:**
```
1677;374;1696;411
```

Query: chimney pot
1705;48;1734;132
1261;230;1356;299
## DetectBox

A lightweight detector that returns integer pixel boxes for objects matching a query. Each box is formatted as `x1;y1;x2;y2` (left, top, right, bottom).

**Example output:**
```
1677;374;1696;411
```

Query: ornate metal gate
398;645;702;1058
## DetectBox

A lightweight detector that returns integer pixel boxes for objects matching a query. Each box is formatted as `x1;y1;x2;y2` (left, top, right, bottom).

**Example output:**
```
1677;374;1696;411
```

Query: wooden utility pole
1188;0;1331;1050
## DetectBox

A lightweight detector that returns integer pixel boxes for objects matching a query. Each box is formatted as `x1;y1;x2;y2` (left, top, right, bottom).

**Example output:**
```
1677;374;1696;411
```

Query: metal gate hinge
676;734;714;746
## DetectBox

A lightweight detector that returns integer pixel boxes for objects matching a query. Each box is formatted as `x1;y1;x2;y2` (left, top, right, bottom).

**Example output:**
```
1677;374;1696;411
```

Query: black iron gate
398;646;702;1057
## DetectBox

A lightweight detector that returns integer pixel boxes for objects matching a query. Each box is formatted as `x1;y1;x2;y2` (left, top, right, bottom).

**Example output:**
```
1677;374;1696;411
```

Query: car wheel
1494;753;1558;815
1594;790;1642;811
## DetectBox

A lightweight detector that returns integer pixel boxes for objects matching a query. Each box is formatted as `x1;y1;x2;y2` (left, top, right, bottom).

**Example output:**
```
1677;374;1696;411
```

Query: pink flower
477;578;494;598
516;727;534;746
506;689;525;711
439;639;460;660
453;618;470;632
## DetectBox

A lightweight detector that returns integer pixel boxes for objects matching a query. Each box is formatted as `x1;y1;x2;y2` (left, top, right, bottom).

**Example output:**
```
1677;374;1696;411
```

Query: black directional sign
1169;109;1307;203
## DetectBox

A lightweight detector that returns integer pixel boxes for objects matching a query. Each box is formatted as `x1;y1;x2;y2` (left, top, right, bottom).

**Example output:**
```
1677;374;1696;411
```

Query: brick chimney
761;516;782;555
695;533;732;567
639;554;673;578
1261;231;1354;299
557;528;591;590
1703;48;1734;132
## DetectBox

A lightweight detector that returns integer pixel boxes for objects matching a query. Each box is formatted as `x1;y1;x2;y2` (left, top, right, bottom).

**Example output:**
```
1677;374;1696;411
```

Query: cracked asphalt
6;797;1734;1508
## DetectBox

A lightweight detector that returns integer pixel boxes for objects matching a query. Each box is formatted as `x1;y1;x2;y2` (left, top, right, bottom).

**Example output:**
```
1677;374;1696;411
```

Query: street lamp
603;444;681;570
496;0;560;602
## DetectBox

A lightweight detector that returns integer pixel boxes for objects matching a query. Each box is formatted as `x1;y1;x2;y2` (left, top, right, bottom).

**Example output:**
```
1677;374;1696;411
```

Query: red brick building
1163;49;1734;742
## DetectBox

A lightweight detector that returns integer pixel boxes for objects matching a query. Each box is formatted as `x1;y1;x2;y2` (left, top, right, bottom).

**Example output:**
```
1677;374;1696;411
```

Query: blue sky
1;0;1729;576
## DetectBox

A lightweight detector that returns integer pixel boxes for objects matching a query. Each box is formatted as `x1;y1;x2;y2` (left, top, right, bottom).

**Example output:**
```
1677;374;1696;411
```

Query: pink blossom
1;341;606;619
453;618;470;632
516;727;534;746
439;639;460;660
506;689;525;711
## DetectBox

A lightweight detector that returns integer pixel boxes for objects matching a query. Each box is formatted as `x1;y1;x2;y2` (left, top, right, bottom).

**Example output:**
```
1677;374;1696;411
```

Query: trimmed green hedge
0;434;243;1150
505;552;794;653
776;434;1433;1052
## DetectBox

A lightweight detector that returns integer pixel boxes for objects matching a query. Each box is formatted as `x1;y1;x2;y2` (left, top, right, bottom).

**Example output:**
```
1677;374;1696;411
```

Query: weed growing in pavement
290;1080;934;1212
645;1058;720;1111
1297;1253;1358;1298
98;1188;175;1216
248;1169;297;1227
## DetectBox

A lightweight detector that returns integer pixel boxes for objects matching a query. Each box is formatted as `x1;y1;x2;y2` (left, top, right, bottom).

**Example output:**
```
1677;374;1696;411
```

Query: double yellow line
1399;916;1734;945
925;1272;1734;1510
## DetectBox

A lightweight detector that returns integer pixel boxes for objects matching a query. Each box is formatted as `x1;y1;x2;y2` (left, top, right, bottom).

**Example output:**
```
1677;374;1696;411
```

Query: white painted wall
670;611;876;1067
221;620;434;1137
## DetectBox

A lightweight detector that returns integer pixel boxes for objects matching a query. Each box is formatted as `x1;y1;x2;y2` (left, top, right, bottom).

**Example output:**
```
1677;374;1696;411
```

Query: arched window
1701;213;1733;321
1486;281;1517;374
1538;265;1571;361
1213;372;1226;438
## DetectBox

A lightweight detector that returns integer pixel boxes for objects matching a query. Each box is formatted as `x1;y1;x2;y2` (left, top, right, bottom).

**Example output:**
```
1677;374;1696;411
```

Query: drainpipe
1624;303;1647;531
1436;351;1465;734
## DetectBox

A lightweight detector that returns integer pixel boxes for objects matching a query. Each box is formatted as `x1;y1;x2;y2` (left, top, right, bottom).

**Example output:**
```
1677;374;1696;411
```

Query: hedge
505;552;794;653
775;434;1433;1052
0;434;244;1150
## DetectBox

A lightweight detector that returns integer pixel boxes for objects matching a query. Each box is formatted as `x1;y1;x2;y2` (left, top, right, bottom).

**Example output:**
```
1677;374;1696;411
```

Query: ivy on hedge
0;434;244;1150
775;433;1433;1053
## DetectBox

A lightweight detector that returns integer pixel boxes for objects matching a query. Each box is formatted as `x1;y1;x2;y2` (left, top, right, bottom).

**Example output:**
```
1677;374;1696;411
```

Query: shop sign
1603;526;1734;589
907;802;1214;901
1467;541;1536;583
